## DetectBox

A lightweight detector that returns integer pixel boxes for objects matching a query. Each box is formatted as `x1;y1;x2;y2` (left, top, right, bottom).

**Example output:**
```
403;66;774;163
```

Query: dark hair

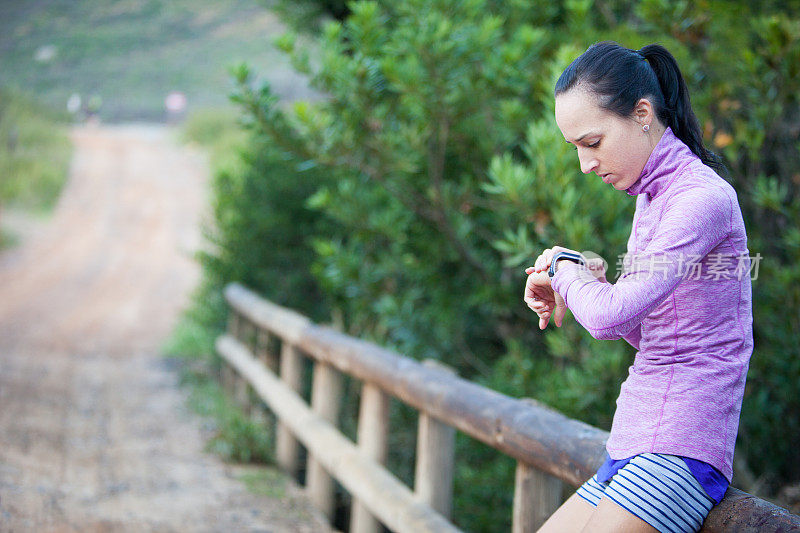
555;41;726;176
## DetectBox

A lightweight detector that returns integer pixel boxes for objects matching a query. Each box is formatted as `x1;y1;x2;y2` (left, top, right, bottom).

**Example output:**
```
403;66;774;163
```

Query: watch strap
548;251;585;278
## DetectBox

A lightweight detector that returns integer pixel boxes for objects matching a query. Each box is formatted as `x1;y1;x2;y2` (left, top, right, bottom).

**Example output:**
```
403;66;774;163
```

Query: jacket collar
626;126;698;199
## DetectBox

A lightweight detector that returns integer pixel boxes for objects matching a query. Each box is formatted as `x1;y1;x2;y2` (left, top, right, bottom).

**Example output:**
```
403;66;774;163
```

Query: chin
612;177;634;190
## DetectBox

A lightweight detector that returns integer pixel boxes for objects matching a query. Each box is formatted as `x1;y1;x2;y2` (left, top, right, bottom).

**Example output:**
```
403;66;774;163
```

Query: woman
523;41;753;533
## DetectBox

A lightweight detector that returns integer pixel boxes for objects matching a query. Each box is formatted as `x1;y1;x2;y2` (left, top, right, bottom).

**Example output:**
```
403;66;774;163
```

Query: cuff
551;261;597;307
550;260;580;294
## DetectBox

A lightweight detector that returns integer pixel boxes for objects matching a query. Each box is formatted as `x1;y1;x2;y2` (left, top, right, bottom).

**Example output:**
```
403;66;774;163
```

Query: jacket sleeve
621;323;642;350
551;185;732;340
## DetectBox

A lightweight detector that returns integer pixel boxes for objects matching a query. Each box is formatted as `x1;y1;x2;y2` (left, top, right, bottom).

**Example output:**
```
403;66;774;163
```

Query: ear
633;98;655;125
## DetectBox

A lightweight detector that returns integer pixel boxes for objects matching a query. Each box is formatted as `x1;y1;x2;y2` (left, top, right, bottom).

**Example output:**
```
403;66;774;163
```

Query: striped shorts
575;453;715;533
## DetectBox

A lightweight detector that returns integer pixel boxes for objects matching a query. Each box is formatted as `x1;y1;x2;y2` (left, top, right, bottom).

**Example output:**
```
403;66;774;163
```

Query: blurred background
1;0;798;531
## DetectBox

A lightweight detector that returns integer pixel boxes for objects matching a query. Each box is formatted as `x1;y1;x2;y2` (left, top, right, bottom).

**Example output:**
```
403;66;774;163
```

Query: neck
645;123;667;151
625;126;696;199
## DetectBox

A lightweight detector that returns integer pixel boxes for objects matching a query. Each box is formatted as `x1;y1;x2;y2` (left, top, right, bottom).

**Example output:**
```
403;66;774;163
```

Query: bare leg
537;492;596;533
580;497;660;533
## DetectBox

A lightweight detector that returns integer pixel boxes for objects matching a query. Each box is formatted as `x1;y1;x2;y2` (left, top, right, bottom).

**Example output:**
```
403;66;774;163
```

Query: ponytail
555;41;727;176
639;44;727;176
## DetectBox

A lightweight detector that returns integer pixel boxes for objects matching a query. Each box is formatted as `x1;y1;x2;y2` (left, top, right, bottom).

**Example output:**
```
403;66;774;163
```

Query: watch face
548;259;557;277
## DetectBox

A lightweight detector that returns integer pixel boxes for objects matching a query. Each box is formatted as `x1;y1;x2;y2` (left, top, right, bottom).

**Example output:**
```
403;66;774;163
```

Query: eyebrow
564;131;600;143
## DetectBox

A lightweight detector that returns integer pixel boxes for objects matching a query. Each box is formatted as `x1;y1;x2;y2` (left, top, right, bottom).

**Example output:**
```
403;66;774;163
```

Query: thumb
539;315;548;330
554;293;567;327
587;257;608;282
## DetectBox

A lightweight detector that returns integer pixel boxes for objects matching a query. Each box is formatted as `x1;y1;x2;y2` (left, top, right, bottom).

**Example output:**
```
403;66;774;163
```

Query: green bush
179;362;275;464
180;107;340;331
169;106;338;464
195;0;800;526
236;0;556;370
0;87;71;211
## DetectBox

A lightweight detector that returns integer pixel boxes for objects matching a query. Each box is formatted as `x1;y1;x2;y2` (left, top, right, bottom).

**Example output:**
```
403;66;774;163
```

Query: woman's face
554;88;661;192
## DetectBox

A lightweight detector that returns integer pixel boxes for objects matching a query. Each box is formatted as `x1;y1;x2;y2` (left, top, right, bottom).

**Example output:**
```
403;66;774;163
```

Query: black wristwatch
548;251;585;278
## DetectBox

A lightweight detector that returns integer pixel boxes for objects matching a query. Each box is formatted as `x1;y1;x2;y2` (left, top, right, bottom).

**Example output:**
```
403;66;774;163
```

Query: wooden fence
216;282;800;532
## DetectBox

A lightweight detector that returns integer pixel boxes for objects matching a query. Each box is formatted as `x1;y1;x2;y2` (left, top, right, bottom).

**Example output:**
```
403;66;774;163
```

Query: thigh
591;453;715;533
581;496;660;533
566;472;658;533
536;492;596;533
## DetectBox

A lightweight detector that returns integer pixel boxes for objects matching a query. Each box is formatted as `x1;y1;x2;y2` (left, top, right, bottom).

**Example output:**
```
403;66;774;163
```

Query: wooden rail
217;282;800;532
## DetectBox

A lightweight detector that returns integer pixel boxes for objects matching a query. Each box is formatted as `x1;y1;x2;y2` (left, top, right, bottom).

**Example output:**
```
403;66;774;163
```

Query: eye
573;140;600;151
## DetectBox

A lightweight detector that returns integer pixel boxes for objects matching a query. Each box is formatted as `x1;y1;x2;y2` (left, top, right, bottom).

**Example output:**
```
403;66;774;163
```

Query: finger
525;294;550;309
539;249;556;272
526;301;549;313
554;302;566;327
586;257;606;280
537;249;551;272
528;300;547;314
524;294;542;305
525;266;534;275
524;282;537;300
554;292;567;327
544;246;560;267
524;275;536;298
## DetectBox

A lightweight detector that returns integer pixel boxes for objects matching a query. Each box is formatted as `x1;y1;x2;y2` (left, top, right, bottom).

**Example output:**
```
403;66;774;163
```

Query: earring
642;124;650;132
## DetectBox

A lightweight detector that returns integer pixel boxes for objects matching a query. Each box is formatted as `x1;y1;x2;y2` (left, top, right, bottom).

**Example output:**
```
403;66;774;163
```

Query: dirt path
0;125;330;532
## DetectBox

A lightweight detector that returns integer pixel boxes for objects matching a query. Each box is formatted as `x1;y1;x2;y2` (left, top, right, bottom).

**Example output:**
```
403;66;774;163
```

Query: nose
577;148;599;174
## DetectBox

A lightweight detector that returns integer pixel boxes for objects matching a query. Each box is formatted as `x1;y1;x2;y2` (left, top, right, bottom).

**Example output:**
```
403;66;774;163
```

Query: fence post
276;342;304;478
221;311;242;395
246;327;274;426
512;398;565;532
413;359;456;519
228;309;242;340
307;361;345;521
512;460;563;532
234;319;255;415
221;364;234;396
350;382;390;533
256;328;279;374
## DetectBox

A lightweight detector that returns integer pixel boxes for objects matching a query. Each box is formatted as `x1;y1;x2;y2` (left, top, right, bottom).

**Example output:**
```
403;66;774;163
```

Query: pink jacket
551;127;753;482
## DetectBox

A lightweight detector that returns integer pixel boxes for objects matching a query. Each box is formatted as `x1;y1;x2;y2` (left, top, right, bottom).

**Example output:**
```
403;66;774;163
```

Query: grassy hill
0;0;319;122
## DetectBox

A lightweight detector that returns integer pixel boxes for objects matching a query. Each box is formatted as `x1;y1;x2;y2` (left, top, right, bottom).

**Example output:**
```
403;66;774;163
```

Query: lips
599;173;612;183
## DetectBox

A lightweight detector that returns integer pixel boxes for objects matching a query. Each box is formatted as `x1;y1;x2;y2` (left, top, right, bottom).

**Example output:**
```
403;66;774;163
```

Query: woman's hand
534;246;609;282
531;245;584;275
523;268;568;329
